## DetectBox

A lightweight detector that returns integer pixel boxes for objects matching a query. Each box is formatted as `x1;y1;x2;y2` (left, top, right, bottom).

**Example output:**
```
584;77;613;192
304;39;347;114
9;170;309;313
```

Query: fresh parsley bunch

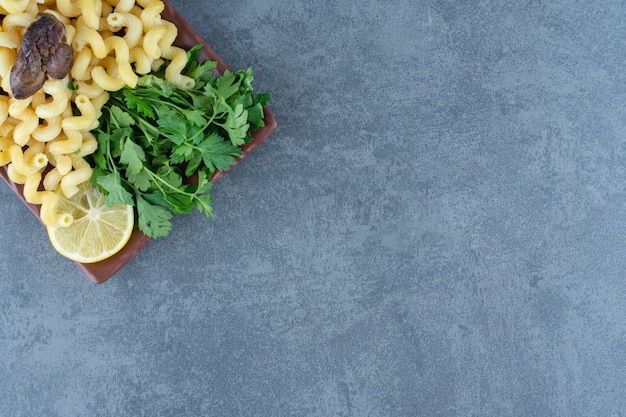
89;45;270;238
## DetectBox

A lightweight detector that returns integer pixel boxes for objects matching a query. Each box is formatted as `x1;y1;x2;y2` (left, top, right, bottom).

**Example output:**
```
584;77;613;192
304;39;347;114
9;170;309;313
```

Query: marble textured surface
1;0;625;416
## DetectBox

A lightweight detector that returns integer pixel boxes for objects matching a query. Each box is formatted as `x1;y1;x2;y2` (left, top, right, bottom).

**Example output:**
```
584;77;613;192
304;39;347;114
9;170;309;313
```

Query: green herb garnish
90;45;270;238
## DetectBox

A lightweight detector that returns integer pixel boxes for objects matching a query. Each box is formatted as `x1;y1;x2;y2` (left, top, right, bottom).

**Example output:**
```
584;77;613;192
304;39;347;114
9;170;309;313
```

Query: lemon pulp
47;182;134;263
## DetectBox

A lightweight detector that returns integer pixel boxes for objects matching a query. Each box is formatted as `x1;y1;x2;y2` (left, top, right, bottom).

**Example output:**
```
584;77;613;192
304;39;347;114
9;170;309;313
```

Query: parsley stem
186;125;208;144
146;169;202;202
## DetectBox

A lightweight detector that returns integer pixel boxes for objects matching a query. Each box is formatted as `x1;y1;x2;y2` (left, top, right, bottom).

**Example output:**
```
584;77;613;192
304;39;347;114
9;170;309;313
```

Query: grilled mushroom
10;13;73;99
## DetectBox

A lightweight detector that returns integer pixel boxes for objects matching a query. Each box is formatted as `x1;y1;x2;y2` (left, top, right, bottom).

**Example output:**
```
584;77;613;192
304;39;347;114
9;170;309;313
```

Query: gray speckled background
1;0;625;416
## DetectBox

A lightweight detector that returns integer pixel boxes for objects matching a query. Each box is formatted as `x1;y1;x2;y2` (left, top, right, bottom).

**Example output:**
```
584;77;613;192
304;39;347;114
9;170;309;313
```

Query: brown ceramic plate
0;1;277;284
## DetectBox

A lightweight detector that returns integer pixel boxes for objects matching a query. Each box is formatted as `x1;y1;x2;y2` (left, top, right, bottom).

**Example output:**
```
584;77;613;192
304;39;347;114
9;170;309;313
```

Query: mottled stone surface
1;1;625;416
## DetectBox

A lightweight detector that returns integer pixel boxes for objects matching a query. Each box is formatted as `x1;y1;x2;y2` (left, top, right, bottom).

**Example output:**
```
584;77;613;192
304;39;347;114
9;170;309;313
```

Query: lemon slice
47;182;134;263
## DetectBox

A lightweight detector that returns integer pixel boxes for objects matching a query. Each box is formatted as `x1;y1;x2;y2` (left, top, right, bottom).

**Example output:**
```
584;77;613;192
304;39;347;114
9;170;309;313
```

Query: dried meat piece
10;13;74;99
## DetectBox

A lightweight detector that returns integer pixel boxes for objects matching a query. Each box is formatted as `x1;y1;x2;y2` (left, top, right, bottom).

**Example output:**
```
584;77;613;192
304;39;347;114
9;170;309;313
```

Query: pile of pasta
0;0;192;228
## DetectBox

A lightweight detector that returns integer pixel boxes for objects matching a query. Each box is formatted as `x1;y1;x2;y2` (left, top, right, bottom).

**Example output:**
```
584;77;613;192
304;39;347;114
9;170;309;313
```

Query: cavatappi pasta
0;0;191;228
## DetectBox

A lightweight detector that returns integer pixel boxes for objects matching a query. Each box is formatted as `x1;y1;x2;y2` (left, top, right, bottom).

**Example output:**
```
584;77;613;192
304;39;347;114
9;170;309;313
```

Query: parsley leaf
96;172;134;207
136;194;173;238
89;44;271;239
198;133;242;173
110;106;135;128
221;103;249;146
119;137;146;176
216;70;241;100
122;89;155;118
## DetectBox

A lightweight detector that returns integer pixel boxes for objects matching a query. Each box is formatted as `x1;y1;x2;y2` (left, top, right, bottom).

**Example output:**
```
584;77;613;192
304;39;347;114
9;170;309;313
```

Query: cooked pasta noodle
104;35;138;87
139;0;163;29
73;27;107;58
62;95;97;131
0;33;20;49
55;0;81;18
0;0;31;15
22;140;48;170
0;121;14;139
2;12;36;33
54;153;73;175
79;0;102;30
157;20;177;50
91;57;126;90
35;80;71;119
163;46;194;89
129;46;152;73
23;171;48;204
75;131;98;157
0;72;11;95
0;97;9;127
107;12;142;48
43;167;62;191
0;136;14;166
0;48;14;79
60;155;93;197
8;96;32;116
0;136;12;151
0;0;188;229
142;24;167;59
0;150;11;166
47;129;82;155
100;1;113;17
71;47;94;81
32;115;62;142
73;81;107;103
11;108;39;146
90;91;110;116
106;0;135;13
9;142;47;176
40;191;73;227
7;163;27;184
136;0;159;7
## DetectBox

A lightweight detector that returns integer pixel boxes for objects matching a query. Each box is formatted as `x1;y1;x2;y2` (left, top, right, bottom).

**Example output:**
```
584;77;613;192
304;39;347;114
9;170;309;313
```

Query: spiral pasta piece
73;27;106;58
2;12;36;33
106;0;135;13
107;12;142;48
79;0;102;30
35;80;71;119
32;116;63;142
11;108;39;146
40;191;73;228
71;47;94;81
0;33;20;49
9;143;47;176
0;0;31;15
61;95;97;131
24;171;48;204
91;57;126;91
60;155;93;198
104;35;138;87
47;129;82;156
55;0;81;18
139;0;163;29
